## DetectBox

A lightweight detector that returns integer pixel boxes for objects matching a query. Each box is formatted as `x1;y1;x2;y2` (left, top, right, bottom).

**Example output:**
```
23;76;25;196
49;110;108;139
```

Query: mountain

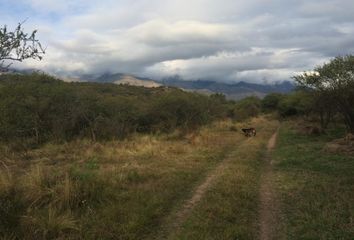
161;77;294;100
81;73;294;100
5;69;295;99
113;75;162;88
81;73;162;88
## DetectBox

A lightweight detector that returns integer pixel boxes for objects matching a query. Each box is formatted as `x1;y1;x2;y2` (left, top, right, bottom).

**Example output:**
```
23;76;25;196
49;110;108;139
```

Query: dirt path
155;138;251;239
259;128;284;240
171;147;240;230
154;129;281;240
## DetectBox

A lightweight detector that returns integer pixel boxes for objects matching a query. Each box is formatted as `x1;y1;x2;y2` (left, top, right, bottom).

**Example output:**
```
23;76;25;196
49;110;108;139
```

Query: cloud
144;48;326;82
2;0;354;83
22;19;244;75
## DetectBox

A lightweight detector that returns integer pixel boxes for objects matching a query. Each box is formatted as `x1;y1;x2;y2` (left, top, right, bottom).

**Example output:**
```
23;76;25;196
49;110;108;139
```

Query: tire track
259;128;285;240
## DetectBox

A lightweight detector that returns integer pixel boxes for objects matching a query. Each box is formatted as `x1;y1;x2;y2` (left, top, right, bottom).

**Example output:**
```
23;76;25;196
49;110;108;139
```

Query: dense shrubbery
7;58;353;146
263;55;354;133
294;55;354;133
0;73;231;145
276;91;314;117
261;93;284;112
231;96;262;121
261;90;335;123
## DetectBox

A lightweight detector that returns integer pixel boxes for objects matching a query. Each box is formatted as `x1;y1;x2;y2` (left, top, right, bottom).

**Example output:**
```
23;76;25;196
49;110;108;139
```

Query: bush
0;73;234;146
230;96;262;121
261;93;284;112
278;91;313;117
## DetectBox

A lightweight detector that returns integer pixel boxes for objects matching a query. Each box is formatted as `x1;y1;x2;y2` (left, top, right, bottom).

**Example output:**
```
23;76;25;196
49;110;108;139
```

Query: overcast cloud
1;0;353;83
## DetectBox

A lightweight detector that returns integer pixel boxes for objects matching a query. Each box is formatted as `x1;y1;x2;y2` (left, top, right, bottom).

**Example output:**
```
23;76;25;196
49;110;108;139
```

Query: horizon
9;68;295;86
1;0;354;83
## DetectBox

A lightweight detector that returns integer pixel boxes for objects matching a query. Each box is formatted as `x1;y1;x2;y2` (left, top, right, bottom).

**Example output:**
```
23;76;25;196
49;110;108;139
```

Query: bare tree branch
0;21;45;72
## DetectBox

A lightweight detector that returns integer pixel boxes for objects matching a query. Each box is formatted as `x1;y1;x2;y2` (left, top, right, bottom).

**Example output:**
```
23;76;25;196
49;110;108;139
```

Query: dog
242;128;256;137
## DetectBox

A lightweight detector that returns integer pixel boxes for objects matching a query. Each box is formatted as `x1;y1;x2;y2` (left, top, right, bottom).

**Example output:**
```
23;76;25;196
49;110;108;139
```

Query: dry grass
2;117;351;239
22;206;78;239
0;165;13;194
170;117;279;239
0;119;246;239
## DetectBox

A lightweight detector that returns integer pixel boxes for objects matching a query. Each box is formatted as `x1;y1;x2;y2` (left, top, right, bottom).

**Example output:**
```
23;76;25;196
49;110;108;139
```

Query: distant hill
162;77;294;100
6;69;295;99
80;73;162;88
80;73;294;100
86;73;294;100
114;75;162;88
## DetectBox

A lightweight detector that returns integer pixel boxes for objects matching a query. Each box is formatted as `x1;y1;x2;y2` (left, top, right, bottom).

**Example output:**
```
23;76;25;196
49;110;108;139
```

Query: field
272;121;354;239
1;117;353;240
2;4;354;240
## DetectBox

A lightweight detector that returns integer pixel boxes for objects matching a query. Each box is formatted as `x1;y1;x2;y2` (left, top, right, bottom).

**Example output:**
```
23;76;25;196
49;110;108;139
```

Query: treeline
0;73;232;146
237;88;352;134
2;55;352;147
269;55;354;134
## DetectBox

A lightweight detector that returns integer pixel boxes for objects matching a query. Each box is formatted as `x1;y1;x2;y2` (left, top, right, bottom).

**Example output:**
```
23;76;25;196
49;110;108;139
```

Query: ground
1;118;353;240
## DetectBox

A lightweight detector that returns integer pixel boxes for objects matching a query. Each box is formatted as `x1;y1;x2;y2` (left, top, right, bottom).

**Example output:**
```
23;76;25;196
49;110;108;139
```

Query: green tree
143;91;210;133
294;55;354;133
0;22;45;71
261;93;284;112
232;96;261;121
277;91;313;117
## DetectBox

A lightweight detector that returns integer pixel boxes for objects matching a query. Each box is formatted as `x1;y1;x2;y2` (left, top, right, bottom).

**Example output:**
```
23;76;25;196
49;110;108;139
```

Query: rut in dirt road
156;138;251;239
155;128;281;240
259;128;285;240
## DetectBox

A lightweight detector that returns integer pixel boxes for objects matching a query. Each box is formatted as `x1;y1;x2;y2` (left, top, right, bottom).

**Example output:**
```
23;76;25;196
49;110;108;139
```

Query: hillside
6;70;295;99
1;72;353;240
0;73;232;144
83;73;295;100
113;75;162;88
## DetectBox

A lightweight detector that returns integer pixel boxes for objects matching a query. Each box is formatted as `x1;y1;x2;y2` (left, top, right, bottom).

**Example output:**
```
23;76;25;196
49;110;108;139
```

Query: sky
1;0;354;83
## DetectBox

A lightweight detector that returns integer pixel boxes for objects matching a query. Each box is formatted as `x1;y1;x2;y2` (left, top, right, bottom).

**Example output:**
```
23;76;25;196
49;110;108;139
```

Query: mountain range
80;73;295;100
7;69;295;100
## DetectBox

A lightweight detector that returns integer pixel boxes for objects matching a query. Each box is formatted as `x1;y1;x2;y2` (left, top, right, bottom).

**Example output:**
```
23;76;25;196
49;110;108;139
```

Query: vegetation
0;72;274;239
294;55;354;132
0;22;45;71
273;121;354;239
170;117;279;240
231;96;262;121
0;73;232;147
1;54;354;239
261;93;284;112
0;119;243;239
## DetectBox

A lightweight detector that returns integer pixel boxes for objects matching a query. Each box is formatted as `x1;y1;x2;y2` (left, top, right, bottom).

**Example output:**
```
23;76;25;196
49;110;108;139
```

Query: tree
0;22;45;71
261;93;284;112
277;91;313;117
294;55;354;133
232;96;261;121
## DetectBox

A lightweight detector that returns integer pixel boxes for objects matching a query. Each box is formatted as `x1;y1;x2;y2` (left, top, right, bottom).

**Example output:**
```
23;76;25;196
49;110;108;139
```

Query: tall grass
21;206;78;239
0;165;13;194
0;119;244;239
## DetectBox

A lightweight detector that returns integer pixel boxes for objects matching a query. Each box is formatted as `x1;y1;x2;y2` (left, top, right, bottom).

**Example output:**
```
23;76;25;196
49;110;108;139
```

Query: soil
259;128;285;240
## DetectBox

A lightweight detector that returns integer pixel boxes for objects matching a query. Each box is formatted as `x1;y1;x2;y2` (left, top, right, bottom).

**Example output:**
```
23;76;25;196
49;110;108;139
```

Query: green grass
3;117;351;239
171;117;279;240
273;121;354;240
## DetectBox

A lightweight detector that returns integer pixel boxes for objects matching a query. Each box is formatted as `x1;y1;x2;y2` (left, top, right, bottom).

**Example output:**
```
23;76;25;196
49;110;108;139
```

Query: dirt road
155;127;282;240
259;128;285;240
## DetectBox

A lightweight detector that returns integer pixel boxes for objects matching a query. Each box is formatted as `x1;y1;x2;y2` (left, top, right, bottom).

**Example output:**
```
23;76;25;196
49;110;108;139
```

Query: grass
170;117;279;240
0;119;246;240
272;121;354;240
3;117;350;239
